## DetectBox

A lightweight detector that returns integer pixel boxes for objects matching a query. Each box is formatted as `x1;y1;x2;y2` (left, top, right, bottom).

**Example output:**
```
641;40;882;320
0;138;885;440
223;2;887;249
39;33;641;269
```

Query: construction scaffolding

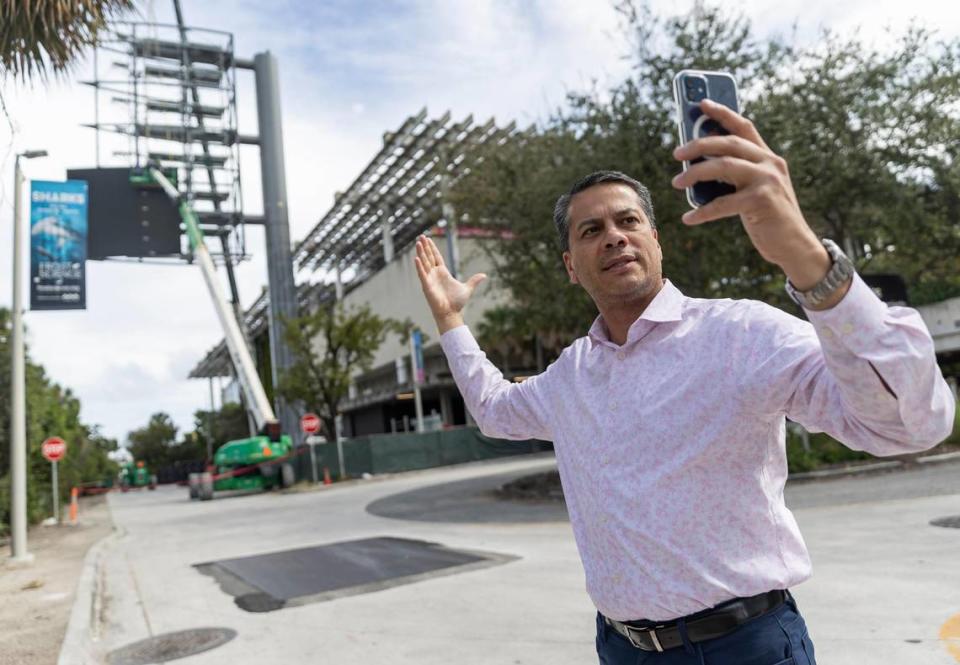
82;8;303;439
83;21;249;264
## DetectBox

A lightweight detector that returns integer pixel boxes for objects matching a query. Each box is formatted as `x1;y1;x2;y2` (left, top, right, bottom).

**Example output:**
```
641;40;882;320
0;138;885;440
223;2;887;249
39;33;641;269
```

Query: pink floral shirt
440;274;955;621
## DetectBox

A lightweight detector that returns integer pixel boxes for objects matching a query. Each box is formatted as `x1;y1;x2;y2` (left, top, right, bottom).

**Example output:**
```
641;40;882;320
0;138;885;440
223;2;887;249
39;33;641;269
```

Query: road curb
788;450;960;482
57;526;123;665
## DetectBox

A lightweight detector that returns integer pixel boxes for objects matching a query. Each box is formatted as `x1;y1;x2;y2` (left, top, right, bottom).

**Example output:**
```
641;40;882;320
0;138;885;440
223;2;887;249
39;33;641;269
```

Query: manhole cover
195;536;516;612
931;516;960;529
107;627;236;665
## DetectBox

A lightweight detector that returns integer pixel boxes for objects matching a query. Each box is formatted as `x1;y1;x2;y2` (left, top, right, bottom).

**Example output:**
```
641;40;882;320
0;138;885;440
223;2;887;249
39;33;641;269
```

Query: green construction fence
297;427;549;481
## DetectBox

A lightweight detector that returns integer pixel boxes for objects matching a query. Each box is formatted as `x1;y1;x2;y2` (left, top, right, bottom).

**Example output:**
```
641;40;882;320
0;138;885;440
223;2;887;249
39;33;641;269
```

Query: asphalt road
66;454;960;665
364;456;960;521
785;460;960;509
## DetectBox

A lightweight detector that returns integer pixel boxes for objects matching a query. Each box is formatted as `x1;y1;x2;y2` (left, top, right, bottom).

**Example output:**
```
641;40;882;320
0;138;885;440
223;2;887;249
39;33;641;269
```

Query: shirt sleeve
439;325;555;442
742;274;956;455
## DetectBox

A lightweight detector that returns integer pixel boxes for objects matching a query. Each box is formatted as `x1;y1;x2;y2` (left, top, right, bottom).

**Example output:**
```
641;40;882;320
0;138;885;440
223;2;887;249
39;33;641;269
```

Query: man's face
562;182;662;306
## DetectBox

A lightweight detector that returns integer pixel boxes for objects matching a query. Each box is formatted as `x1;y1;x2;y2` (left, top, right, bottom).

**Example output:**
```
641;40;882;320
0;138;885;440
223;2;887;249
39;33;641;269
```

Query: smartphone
672;69;740;208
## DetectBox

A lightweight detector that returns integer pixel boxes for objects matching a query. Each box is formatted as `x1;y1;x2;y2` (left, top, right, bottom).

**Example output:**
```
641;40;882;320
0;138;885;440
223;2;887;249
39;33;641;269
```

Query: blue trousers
595;594;817;665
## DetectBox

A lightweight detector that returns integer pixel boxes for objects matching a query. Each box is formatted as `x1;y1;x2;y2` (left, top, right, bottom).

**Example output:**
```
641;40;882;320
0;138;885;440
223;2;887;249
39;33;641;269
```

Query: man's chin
586;275;658;304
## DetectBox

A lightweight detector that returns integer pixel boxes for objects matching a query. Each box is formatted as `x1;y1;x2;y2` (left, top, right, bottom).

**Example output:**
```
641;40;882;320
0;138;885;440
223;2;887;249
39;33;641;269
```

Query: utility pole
438;146;460;279
410;330;425;433
9;149;47;564
206;377;216;461
253;52;300;441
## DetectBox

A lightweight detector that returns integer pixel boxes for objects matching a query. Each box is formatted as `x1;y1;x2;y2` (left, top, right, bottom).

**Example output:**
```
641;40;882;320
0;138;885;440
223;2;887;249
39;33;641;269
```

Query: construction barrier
69;487;78;524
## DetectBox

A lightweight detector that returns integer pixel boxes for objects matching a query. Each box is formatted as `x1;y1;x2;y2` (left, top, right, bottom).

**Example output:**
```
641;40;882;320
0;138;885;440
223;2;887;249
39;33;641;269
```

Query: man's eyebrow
613;207;644;220
574;217;601;231
574;208;644;231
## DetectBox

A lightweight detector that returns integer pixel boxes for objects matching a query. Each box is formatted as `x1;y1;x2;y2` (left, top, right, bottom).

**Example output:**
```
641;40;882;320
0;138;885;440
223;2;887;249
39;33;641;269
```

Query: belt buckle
625;625;665;652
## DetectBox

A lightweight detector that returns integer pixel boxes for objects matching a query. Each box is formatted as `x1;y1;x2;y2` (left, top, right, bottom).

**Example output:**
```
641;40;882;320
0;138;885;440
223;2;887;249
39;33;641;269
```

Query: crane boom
146;167;278;434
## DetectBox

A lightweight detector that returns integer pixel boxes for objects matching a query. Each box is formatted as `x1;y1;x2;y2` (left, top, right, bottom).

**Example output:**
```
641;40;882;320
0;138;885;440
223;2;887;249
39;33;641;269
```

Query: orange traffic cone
69;487;79;525
323;467;332;485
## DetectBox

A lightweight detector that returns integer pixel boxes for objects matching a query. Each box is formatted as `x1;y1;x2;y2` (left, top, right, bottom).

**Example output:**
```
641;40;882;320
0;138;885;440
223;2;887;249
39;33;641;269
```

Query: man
413;99;955;664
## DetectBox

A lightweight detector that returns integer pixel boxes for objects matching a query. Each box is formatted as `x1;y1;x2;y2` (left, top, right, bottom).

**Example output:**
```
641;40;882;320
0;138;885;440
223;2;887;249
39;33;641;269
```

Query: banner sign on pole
412;329;425;385
29;180;88;310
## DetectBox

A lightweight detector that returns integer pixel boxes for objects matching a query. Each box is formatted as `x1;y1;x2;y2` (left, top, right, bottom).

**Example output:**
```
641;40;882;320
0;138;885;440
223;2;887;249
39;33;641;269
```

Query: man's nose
603;225;628;248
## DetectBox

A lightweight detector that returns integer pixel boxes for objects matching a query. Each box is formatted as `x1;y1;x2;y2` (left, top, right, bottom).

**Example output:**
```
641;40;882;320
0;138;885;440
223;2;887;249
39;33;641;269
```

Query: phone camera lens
684;77;707;103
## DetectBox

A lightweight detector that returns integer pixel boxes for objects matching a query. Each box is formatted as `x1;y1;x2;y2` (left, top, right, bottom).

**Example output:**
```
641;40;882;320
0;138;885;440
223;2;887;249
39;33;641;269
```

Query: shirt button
841;323;854;335
616;351;625;360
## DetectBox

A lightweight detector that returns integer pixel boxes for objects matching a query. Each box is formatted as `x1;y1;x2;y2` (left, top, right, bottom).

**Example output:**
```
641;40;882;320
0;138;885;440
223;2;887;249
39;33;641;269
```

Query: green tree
278;303;404;437
475;305;534;373
453;3;790;356
0;0;134;80
0;308;118;532
126;412;178;469
452;1;960;360
754;27;960;304
192;402;251;457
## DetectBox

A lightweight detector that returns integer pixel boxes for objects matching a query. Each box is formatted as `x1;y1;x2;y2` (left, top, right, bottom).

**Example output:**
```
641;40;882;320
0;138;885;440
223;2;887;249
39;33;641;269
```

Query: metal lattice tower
84;20;249;265
84;9;303;439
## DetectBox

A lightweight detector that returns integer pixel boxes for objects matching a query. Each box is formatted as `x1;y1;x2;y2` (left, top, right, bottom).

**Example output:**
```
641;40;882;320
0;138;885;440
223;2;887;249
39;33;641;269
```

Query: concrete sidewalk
58;454;960;664
0;495;112;665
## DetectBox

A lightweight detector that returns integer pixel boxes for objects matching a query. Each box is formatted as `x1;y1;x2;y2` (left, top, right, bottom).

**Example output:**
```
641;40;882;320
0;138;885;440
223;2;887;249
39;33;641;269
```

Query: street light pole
9;149;47;564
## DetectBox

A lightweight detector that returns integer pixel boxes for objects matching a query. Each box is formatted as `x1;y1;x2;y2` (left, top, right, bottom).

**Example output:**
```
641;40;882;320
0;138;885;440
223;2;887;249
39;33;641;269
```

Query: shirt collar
587;279;685;345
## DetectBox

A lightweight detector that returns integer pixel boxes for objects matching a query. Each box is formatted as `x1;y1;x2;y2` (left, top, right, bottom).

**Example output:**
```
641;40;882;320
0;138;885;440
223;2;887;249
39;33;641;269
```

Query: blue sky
0;0;957;443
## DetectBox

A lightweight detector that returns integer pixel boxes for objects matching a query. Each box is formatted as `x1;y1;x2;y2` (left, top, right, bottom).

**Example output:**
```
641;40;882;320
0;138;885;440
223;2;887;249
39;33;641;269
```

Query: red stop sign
300;413;322;434
41;437;67;462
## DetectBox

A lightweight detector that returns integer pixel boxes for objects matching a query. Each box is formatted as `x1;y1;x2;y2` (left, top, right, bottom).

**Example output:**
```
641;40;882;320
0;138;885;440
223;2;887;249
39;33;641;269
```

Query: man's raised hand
671;99;838;296
414;235;487;334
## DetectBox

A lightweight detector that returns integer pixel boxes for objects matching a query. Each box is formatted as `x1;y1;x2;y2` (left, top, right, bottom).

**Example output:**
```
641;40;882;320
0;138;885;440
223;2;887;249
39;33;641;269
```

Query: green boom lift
119;460;158;491
133;167;296;501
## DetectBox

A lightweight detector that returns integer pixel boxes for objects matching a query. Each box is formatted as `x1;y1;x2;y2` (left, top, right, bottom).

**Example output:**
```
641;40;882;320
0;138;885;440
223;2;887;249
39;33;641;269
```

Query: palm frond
0;0;136;81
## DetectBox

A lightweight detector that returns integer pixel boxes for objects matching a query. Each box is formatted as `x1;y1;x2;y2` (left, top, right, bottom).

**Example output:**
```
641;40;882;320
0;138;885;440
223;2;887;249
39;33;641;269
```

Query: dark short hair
553;170;656;252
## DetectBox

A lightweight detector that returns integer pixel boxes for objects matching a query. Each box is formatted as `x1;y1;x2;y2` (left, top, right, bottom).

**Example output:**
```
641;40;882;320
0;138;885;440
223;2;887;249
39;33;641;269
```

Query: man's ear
562;251;579;285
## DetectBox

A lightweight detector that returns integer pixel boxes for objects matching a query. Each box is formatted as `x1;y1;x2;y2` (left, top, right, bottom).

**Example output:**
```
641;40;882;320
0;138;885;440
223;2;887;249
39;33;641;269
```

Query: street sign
41;437;67;462
300;413;322;435
42;437;67;523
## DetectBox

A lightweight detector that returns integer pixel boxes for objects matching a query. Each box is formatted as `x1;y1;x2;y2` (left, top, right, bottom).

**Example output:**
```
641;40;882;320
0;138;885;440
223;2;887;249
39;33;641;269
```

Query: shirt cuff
803;273;888;351
439;324;479;355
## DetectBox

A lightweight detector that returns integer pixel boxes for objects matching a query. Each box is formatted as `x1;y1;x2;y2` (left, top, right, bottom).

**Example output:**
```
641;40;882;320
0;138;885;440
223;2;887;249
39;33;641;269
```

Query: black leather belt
604;589;787;652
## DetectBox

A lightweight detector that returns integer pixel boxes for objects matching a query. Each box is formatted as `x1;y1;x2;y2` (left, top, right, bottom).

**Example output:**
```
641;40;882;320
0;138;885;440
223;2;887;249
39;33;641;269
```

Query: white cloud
0;0;956;443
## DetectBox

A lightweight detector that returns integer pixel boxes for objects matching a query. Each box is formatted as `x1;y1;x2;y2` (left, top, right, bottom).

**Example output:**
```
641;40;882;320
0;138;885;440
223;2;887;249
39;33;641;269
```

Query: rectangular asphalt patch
195;536;517;612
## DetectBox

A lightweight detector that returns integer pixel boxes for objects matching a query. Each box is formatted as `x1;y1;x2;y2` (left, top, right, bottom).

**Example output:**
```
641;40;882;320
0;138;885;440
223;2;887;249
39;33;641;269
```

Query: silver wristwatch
784;239;855;308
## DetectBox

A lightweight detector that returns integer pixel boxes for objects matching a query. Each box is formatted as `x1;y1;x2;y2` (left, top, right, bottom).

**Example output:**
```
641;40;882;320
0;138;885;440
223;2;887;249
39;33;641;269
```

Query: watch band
784;239;855;308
